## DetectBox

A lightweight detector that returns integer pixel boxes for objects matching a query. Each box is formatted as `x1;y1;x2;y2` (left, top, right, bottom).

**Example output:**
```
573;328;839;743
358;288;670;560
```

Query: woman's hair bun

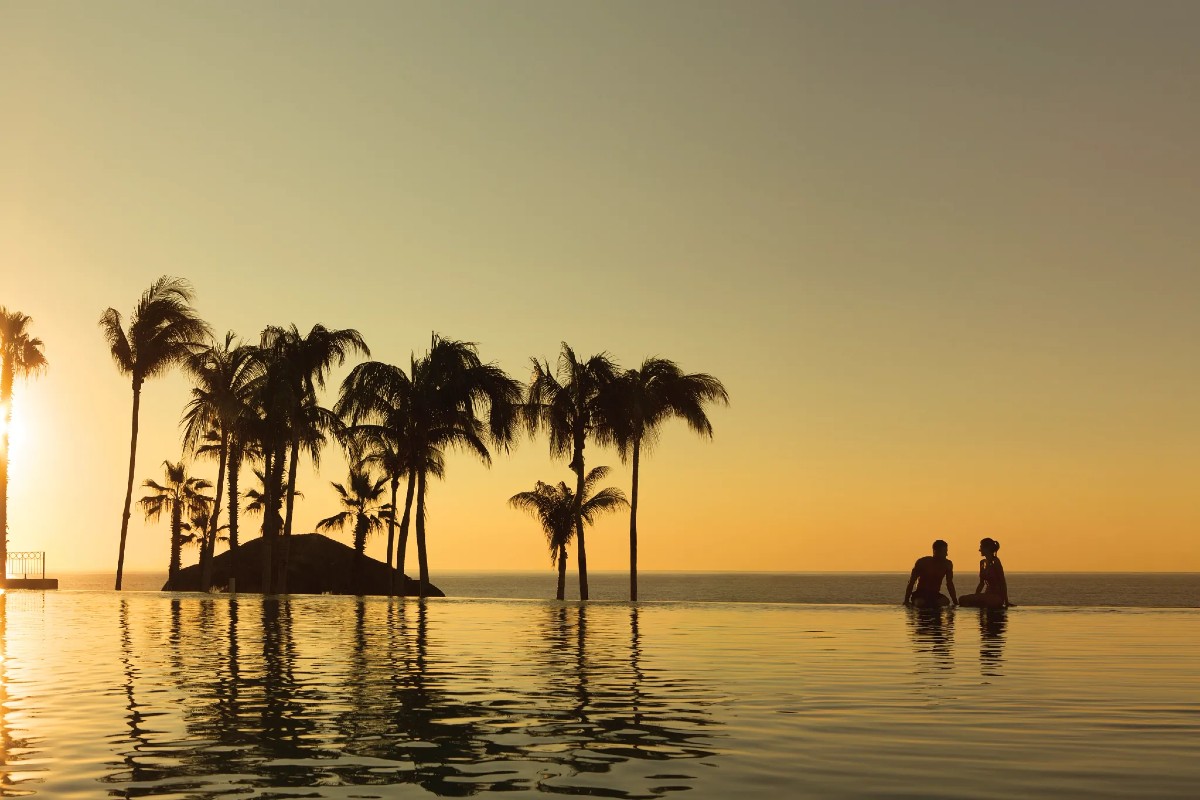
980;537;1000;554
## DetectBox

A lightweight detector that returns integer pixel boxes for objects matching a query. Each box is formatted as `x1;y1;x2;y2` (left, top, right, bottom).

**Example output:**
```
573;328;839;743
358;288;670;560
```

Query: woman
958;538;1010;608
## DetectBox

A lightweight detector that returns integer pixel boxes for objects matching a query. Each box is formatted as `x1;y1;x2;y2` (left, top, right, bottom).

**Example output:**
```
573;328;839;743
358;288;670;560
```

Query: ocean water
60;570;1200;607
1;591;1197;798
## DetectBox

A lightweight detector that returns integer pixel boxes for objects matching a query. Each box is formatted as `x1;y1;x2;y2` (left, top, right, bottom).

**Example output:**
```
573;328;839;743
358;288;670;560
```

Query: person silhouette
903;539;958;607
958;537;1010;608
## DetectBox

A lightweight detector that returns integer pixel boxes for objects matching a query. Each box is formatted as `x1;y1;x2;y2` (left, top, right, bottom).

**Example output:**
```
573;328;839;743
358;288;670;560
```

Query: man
903;539;958;607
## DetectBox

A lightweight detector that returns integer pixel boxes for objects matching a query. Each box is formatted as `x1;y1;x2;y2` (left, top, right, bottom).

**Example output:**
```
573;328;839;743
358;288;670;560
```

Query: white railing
6;551;46;580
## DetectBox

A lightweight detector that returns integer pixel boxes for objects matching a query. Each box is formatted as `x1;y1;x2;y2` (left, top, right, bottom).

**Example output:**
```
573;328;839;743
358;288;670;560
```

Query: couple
903;538;1010;609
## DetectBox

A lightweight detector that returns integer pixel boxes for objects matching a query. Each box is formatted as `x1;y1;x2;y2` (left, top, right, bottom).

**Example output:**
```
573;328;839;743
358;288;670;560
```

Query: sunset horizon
1;3;1197;798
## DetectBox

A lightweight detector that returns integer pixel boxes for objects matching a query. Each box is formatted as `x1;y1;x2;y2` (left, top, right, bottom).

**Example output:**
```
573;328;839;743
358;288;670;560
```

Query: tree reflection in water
978;609;1007;677
106;596;721;797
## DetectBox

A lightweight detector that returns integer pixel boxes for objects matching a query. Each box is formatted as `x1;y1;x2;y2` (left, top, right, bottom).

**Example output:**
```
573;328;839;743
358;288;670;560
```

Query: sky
1;1;1197;576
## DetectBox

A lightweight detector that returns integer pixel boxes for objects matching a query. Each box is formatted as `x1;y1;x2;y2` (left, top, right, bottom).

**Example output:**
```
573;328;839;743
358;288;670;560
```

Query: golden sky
2;2;1197;573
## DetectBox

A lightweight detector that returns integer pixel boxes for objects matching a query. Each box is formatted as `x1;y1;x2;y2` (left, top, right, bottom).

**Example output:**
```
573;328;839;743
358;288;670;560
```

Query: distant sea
54;570;1199;607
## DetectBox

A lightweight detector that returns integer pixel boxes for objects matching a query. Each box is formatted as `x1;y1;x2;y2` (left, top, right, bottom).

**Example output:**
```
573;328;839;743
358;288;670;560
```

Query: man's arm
946;562;958;605
903;565;918;605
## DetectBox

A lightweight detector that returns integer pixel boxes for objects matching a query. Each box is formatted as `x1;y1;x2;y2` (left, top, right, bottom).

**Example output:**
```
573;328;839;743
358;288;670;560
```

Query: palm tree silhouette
100;276;211;590
341;337;520;597
138;460;212;589
526;343;619;601
242;466;293;536
182;332;258;590
0;307;47;581
606;358;727;601
509;466;627;600
181;506;228;557
316;467;392;593
336;359;441;595
258;324;368;593
408;335;522;596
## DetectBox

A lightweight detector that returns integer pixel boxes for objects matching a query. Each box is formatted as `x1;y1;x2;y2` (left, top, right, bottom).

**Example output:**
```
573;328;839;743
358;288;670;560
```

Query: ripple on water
0;594;1197;797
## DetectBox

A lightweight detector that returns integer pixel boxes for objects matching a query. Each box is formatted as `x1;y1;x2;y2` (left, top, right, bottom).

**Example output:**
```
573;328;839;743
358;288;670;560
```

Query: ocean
57;570;1200;607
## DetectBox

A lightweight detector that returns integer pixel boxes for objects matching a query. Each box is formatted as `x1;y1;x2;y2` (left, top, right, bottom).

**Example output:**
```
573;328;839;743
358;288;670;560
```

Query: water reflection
0;592;40;797
104;597;721;797
978;609;1007;677
907;606;955;674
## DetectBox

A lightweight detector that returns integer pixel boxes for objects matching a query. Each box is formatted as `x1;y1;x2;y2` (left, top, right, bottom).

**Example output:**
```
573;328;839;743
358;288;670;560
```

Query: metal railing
6;551;46;580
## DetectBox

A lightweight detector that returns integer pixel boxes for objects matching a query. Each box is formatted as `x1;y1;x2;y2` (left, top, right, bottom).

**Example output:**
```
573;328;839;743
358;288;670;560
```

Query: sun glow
2;397;34;479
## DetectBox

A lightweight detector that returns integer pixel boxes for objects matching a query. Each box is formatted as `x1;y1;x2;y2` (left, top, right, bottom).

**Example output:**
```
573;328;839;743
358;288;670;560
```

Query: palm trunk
168;503;183;589
385;476;398;595
279;438;300;594
0;367;11;586
629;438;641;602
115;380;143;591
227;441;241;591
269;444;287;593
352;515;367;594
395;471;416;596
416;468;429;598
572;442;589;602
201;431;229;592
556;543;568;601
260;446;275;594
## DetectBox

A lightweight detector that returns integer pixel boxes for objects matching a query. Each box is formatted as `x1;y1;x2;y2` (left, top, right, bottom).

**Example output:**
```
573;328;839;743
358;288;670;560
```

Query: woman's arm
974;559;986;594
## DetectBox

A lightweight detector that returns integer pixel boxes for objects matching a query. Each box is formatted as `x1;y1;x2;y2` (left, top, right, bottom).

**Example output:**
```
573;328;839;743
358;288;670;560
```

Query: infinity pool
1;592;1196;798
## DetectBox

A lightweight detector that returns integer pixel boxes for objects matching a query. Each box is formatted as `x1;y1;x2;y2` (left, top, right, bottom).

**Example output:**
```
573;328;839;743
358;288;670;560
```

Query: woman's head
979;537;1000;557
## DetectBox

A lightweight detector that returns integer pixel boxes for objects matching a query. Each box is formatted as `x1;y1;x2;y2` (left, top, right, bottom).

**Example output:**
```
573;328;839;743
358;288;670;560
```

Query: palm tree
181;507;228;558
605;358;727;601
335;360;439;595
0;308;48;582
138;460;212;590
100;276;211;590
525;343;619;601
315;468;392;593
339;337;519;597
409;335;522;596
242;467;293;535
181;333;258;591
259;324;368;593
510;466;627;600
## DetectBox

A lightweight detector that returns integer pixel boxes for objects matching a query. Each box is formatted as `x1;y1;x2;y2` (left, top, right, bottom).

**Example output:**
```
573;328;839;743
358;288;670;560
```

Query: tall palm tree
243;335;291;593
605;358;727;601
0;308;48;581
315;468;392;593
525;343;619;601
181;333;258;591
259;324;368;593
138;460;212;590
100;276;211;590
339;338;519;598
510;466;627;600
409;335;522;596
335;360;440;595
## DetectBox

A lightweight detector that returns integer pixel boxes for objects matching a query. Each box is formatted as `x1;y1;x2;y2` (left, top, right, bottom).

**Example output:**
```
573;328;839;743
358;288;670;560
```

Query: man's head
932;539;949;557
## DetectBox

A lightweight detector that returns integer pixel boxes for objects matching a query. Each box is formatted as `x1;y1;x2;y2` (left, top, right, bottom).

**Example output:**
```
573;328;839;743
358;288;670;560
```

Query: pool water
1;592;1197;798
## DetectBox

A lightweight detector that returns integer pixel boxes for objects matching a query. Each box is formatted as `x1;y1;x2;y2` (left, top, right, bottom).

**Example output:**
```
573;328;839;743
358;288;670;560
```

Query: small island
166;533;443;596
